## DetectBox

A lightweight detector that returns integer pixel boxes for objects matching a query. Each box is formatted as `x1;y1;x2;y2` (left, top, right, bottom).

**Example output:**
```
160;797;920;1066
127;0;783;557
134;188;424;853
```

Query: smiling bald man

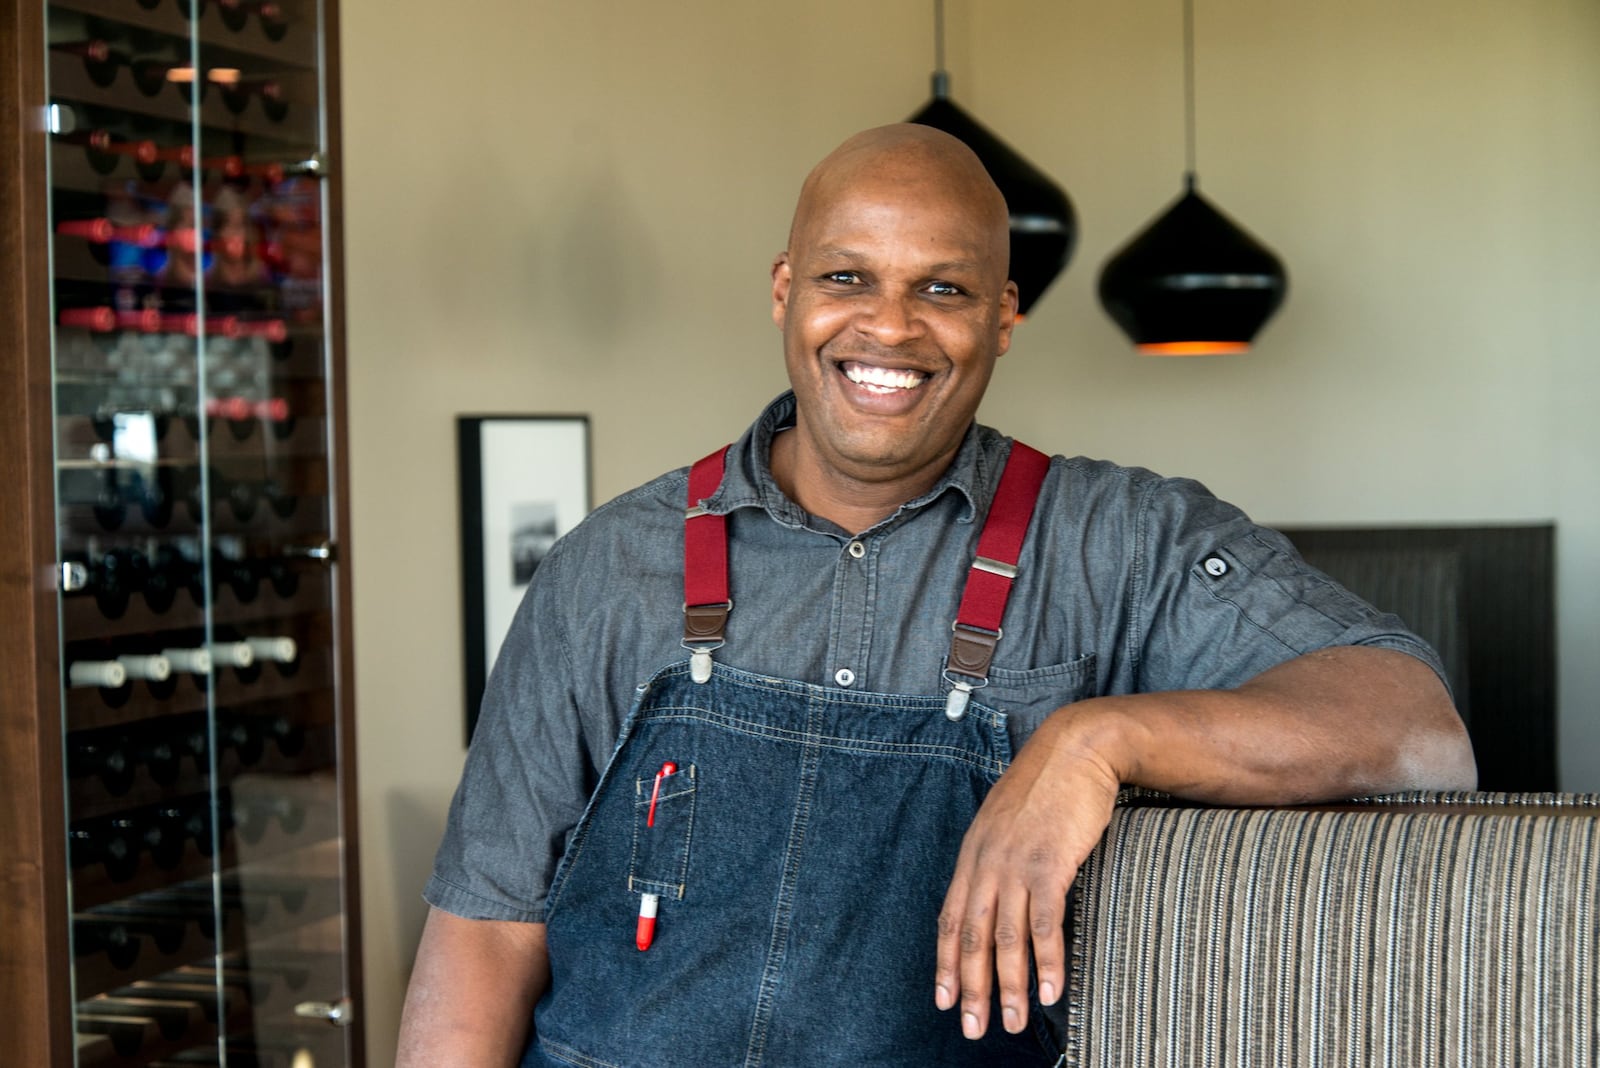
398;125;1473;1068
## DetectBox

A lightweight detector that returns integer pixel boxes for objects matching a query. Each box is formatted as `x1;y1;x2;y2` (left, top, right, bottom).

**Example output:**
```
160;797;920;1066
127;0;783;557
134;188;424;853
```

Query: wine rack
1;1;361;1065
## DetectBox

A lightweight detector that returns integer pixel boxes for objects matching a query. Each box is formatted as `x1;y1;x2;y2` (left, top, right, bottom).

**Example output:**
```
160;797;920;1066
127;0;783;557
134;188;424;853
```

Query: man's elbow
1392;705;1478;793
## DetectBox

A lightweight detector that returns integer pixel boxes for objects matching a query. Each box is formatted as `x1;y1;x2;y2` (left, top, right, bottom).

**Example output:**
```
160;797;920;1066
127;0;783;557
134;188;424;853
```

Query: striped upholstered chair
1063;791;1600;1067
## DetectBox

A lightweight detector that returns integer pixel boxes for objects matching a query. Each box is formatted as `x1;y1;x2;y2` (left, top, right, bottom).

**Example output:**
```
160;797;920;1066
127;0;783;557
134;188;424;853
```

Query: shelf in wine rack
57;415;330;467
67;641;336;733
72;773;343;911
48;134;300;199
68;700;339;820
50;0;318;69
49;55;320;150
75;946;348;1068
73;871;343;1000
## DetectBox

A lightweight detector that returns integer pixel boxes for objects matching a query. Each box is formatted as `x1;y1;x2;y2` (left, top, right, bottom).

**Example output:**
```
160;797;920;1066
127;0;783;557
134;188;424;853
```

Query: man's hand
933;709;1120;1039
932;646;1474;1040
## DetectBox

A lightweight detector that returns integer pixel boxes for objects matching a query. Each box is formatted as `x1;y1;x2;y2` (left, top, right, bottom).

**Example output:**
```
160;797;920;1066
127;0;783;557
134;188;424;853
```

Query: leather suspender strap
946;441;1052;686
683;446;732;681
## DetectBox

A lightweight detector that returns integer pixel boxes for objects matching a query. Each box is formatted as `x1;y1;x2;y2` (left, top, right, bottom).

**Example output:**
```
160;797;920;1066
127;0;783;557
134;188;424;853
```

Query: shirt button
847;540;866;559
1203;556;1229;577
834;668;856;687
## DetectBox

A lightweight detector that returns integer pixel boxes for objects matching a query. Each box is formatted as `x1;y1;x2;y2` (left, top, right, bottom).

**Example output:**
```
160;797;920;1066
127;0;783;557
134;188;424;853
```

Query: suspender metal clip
944;678;974;722
682;599;732;684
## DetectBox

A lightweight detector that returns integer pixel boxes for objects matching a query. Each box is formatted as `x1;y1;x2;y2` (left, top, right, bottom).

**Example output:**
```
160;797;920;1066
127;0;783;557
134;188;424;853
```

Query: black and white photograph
458;415;590;740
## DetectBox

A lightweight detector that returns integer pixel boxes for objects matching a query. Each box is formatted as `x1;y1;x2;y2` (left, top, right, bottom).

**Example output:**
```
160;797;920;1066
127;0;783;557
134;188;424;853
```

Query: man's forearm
1091;645;1477;802
933;644;1474;1041
397;908;550;1068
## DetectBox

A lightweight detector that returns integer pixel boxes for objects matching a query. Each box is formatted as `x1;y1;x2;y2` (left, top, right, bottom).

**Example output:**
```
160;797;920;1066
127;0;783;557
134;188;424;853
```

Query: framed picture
458;414;591;742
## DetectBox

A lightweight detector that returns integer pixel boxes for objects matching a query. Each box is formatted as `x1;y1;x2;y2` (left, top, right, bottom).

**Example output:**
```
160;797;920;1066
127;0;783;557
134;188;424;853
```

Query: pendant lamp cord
1183;0;1198;190
931;0;949;97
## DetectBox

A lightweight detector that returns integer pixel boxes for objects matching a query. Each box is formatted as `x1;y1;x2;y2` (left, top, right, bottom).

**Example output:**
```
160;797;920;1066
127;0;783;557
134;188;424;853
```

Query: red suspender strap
947;441;1052;686
683;446;732;677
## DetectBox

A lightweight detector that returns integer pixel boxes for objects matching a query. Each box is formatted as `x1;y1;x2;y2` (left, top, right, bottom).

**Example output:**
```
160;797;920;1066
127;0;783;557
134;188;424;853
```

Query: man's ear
770;253;792;330
996;279;1020;356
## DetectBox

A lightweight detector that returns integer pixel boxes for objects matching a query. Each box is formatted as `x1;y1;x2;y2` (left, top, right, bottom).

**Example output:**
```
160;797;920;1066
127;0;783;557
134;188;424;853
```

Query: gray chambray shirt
425;392;1447;923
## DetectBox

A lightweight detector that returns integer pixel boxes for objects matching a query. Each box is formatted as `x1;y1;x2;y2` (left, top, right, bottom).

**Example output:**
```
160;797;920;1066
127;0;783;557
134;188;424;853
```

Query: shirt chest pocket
980;653;1098;747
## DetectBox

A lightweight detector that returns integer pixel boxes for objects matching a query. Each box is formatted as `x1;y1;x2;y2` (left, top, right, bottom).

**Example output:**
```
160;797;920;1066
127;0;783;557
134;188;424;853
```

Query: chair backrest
1065;791;1600;1068
1279;525;1557;790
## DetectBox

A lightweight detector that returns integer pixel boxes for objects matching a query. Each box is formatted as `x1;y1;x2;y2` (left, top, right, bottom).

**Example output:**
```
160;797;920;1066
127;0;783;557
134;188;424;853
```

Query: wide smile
838;360;930;395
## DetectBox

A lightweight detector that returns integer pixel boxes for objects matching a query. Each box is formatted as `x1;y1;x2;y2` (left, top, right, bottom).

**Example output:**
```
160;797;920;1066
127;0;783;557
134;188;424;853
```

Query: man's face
771;166;1018;490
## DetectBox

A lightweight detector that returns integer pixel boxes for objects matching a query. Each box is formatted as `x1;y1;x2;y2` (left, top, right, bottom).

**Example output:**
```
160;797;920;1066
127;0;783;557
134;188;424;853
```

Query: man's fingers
993;888;1033;1034
1030;880;1068;1007
956;885;998;1039
934;878;968;1013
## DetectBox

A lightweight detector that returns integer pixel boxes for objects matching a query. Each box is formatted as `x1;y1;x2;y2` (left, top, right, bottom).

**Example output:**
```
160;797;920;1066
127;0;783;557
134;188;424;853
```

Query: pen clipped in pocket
628;763;697;900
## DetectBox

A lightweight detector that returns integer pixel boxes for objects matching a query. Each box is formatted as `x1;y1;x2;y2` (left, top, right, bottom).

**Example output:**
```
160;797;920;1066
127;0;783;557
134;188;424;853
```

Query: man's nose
854;289;924;347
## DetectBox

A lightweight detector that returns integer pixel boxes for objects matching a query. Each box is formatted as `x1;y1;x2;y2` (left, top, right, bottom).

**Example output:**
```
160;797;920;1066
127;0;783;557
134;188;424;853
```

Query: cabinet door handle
294;996;355;1026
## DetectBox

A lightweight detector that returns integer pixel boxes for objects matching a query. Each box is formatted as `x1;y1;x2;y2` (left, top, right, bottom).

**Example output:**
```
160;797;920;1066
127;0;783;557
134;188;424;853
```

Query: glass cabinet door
45;1;357;1065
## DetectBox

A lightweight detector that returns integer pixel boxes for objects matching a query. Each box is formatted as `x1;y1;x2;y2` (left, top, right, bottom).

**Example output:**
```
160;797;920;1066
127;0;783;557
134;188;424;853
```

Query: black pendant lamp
907;0;1075;318
1098;0;1287;355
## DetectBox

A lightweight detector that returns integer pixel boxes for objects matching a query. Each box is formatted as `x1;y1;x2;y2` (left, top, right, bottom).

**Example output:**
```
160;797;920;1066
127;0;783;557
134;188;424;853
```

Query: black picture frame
458;414;591;743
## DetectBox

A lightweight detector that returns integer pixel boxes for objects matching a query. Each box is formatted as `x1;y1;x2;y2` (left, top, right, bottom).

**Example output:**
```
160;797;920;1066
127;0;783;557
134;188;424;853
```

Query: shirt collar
700;391;1000;530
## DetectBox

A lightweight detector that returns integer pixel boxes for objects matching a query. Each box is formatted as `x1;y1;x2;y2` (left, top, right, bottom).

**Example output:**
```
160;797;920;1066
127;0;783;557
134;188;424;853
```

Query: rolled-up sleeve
1131;477;1450;697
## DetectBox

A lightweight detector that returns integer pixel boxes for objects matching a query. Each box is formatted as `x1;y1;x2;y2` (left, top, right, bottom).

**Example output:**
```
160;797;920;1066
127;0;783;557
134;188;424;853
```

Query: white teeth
843;363;926;391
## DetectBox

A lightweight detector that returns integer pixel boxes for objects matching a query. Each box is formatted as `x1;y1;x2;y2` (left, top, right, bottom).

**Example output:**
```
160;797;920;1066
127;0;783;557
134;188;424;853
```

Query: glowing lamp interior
1136;341;1252;357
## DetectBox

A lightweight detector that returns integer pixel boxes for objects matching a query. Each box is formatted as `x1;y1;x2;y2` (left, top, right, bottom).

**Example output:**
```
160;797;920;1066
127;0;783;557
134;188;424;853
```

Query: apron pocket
627;763;697;899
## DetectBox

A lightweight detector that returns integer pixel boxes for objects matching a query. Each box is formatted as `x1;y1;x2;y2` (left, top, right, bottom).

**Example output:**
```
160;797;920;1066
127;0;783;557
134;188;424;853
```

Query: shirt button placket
831;538;871;691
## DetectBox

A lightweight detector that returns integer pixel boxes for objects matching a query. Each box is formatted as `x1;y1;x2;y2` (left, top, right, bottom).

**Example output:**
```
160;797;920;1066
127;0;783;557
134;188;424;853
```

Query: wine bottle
162;645;214;675
68;732;137;795
211;548;260;602
219;714;264;766
72;916;143;970
264;555;300;598
138;729;182;785
117;653;172;683
55;217;161;247
51;126;162;174
48;38;128;88
219;75;287;119
68;659;128;690
209;641;255;671
81;911;188;957
141;543;197;613
155;801;215;860
244;636;297;664
68;822;138;882
216;0;289;40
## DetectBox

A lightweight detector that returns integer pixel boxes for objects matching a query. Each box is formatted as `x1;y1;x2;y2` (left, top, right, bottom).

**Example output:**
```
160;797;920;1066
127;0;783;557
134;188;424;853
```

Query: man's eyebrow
923;259;983;276
808;247;984;276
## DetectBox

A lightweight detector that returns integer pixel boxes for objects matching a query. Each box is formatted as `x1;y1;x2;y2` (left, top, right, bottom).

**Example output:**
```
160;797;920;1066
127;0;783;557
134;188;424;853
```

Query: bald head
787;124;1010;276
766;125;1019;526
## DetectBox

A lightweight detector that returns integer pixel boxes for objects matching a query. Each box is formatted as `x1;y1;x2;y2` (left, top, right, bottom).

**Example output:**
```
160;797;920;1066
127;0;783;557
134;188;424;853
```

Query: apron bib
525;442;1060;1067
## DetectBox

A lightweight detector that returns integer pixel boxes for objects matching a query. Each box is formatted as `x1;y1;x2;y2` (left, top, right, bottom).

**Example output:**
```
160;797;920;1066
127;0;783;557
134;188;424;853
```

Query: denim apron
524;444;1061;1067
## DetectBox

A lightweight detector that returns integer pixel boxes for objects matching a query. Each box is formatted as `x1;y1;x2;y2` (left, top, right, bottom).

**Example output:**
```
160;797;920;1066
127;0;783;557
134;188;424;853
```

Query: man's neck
768;429;954;535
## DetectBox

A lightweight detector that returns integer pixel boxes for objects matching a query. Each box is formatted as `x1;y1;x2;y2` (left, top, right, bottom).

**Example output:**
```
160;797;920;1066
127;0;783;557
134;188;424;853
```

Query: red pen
638;761;677;951
646;761;677;827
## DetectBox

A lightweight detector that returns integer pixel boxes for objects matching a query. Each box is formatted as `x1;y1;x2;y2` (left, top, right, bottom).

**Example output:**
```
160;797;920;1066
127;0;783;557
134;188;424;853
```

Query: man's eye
926;280;965;296
823;271;861;285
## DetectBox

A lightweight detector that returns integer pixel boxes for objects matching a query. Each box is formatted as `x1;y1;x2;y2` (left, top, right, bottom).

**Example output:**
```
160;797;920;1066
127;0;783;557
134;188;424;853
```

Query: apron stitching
540;1036;626;1068
640;710;1005;771
742;697;826;1068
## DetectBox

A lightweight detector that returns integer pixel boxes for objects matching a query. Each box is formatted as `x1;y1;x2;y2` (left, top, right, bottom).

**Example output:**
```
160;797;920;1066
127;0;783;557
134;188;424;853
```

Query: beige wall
340;1;1600;1061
